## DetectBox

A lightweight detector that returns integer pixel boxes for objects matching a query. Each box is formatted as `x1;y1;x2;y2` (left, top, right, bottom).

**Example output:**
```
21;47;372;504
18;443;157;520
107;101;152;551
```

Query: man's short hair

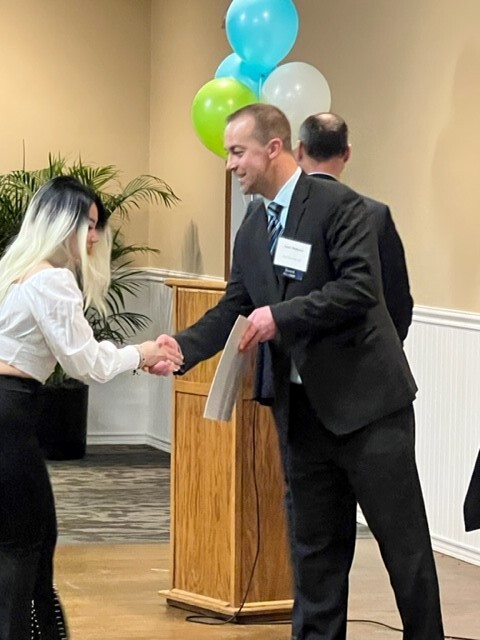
298;113;349;161
227;103;292;151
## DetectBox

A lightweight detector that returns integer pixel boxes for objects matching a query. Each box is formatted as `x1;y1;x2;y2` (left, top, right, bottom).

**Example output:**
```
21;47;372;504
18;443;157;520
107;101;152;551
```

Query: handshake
134;305;278;377
136;334;184;376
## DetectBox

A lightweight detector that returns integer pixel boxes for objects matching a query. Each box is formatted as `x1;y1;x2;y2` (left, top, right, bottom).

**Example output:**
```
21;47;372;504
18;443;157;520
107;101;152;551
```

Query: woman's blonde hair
0;175;112;313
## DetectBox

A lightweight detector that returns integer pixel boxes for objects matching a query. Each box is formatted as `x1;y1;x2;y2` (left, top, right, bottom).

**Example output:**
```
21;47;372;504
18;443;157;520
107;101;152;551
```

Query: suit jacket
311;173;413;341
175;173;417;436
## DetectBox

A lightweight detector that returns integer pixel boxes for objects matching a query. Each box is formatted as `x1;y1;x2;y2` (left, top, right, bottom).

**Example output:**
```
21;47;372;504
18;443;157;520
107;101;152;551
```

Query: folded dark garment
464;450;480;532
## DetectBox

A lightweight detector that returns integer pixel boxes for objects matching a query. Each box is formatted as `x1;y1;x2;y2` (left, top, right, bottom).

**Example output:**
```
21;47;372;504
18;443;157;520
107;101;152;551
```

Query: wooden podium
159;278;293;622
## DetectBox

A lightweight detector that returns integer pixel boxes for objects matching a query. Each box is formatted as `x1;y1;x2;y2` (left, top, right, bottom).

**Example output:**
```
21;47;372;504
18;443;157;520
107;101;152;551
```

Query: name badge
273;237;312;280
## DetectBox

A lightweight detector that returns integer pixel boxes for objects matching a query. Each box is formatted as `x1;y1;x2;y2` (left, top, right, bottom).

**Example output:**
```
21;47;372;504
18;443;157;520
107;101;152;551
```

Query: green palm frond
85;309;151;344
110;227;160;265
68;158;121;194
109;175;180;219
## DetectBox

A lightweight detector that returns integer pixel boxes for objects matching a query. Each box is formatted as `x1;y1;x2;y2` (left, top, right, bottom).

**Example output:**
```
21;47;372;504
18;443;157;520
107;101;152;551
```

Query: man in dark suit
296;112;413;342
282;113;417;638
152;104;444;639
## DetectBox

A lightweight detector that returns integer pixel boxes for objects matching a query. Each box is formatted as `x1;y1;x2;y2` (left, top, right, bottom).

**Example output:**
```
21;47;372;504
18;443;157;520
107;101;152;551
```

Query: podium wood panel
173;393;232;600
160;279;293;621
175;287;223;384
239;401;292;603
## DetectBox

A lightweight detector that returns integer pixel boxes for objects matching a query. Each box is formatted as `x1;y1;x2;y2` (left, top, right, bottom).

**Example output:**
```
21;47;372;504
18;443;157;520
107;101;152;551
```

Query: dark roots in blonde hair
0;175;112;311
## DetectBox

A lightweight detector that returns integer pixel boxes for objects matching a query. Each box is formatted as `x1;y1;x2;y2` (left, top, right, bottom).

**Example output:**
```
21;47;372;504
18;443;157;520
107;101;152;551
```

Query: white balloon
261;62;332;144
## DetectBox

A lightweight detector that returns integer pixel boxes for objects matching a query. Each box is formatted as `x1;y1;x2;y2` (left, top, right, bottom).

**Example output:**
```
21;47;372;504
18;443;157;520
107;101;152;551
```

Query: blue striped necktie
267;202;283;255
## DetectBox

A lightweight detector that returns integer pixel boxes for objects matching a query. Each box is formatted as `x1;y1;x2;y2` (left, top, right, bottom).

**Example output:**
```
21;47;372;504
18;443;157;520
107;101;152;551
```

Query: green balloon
191;77;257;159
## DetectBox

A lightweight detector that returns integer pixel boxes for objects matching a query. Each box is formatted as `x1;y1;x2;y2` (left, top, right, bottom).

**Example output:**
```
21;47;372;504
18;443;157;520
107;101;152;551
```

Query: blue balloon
226;0;299;72
215;53;272;97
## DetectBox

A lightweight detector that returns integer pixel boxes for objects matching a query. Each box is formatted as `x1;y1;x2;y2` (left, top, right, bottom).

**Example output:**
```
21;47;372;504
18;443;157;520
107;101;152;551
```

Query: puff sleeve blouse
0;267;140;384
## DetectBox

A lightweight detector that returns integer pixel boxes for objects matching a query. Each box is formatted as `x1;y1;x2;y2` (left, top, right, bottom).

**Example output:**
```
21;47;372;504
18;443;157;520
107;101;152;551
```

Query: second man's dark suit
310;172;413;341
174;173;443;639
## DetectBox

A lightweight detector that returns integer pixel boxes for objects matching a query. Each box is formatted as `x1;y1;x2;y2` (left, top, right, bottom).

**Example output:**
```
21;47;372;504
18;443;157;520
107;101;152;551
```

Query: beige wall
0;0;152;246
151;0;480;312
2;1;480;311
291;0;480;311
149;0;230;276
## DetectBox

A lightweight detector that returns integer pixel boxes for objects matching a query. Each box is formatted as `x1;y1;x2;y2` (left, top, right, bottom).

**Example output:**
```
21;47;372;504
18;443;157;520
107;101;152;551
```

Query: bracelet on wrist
133;344;146;372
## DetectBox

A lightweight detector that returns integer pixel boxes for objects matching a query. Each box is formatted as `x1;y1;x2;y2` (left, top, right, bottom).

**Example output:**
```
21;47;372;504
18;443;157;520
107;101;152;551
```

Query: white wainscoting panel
405;306;480;565
87;272;175;451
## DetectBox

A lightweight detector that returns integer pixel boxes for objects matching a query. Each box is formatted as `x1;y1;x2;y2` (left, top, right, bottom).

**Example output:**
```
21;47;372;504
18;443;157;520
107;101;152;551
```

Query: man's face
225;115;270;196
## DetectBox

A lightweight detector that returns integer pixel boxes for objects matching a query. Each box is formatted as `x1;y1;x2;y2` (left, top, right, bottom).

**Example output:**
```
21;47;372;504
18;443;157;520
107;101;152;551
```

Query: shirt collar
309;171;338;180
263;167;302;212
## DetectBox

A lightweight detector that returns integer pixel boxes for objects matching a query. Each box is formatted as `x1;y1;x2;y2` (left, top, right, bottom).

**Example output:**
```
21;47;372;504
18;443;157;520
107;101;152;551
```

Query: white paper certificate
203;315;250;422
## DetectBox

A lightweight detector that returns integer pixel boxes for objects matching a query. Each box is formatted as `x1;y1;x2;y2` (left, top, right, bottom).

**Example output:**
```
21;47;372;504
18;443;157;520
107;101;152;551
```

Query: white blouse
0;267;140;384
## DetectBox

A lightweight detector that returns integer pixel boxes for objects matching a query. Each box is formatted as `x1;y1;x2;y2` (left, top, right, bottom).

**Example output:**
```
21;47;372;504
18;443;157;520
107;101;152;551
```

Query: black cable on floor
348;618;480;640
185;404;262;626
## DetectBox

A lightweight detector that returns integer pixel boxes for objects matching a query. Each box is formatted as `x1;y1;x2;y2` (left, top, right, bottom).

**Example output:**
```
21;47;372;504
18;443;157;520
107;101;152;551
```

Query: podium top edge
164;278;227;291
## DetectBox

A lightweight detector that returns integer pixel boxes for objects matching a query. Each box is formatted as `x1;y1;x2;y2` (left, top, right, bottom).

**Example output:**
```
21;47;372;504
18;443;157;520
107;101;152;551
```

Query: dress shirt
263;166;302;230
0;267;139;384
263;167;303;384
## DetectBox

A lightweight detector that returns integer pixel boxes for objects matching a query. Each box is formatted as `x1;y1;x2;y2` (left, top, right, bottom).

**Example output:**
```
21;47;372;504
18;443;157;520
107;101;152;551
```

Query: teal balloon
215;53;272;97
226;0;299;72
191;78;257;158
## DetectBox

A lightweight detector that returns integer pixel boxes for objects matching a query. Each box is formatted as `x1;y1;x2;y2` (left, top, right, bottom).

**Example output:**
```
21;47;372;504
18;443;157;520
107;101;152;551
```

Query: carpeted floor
48;445;170;544
48;444;370;544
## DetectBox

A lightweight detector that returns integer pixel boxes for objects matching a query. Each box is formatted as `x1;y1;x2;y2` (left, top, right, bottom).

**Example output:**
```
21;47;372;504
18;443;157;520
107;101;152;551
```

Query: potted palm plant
0;154;179;459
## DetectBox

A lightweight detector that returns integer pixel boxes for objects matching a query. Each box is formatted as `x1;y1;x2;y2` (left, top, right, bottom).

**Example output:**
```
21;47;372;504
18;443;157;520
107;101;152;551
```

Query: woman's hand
139;336;184;374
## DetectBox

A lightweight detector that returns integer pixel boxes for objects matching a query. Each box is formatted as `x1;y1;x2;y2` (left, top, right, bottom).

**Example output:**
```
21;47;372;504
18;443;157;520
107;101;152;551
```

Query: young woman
0;176;182;639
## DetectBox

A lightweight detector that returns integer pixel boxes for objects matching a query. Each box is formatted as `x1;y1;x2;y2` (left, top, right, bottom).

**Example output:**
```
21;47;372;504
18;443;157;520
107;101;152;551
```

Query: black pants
284;384;444;640
0;376;68;640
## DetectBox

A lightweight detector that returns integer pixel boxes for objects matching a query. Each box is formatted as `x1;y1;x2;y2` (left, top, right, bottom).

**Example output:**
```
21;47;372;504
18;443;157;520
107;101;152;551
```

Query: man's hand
156;334;182;353
239;306;277;352
148;360;178;376
148;334;183;376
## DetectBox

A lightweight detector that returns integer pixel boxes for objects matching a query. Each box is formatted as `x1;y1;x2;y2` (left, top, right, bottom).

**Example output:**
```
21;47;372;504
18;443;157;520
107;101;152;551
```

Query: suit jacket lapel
282;173;310;238
277;173;311;298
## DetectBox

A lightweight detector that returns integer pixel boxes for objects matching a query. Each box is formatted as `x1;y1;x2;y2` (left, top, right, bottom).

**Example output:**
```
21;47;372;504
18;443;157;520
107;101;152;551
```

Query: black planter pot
37;381;89;460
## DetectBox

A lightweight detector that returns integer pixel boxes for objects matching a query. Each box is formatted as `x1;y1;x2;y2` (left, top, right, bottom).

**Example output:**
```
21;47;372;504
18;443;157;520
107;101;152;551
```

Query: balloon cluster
191;0;331;158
